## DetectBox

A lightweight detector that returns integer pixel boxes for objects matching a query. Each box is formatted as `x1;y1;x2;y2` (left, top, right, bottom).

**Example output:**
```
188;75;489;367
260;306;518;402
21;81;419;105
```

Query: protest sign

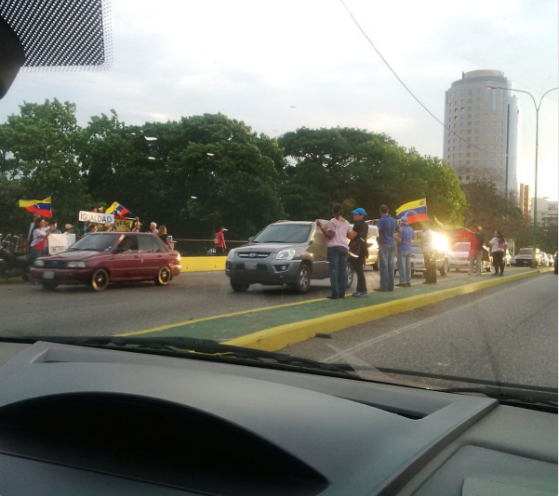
115;219;134;232
78;211;115;224
48;234;70;255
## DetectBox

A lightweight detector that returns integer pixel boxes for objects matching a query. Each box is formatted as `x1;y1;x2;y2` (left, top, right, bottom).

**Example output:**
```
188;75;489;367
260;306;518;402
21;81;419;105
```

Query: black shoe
373;288;388;292
395;283;407;287
326;295;338;299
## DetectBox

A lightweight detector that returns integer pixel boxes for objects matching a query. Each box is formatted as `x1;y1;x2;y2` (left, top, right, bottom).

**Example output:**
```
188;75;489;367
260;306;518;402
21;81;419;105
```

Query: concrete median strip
224;268;553;351
120;268;552;348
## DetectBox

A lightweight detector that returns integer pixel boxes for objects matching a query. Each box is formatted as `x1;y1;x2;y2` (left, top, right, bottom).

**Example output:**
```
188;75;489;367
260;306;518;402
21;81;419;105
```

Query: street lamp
487;85;558;268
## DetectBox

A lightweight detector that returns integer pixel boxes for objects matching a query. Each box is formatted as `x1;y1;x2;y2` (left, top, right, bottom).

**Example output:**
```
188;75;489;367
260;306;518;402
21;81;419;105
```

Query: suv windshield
252;224;312;244
71;234;120;252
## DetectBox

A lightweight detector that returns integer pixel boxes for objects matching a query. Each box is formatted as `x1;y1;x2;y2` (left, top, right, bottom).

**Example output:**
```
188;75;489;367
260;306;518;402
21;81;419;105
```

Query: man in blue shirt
374;205;397;292
395;217;414;287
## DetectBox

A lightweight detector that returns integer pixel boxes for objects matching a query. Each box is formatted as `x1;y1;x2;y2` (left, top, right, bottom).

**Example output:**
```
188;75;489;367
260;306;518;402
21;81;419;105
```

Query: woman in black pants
489;231;507;276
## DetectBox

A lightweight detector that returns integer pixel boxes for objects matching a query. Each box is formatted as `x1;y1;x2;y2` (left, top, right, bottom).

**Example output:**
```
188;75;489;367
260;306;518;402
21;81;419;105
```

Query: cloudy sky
2;0;557;199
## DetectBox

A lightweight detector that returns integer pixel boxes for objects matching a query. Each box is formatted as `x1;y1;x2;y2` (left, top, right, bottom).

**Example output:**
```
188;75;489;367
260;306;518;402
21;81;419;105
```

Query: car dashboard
0;341;556;495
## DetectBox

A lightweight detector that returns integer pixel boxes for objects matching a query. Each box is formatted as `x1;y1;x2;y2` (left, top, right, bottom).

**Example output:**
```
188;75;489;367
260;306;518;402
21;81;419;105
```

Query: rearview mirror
0;17;25;100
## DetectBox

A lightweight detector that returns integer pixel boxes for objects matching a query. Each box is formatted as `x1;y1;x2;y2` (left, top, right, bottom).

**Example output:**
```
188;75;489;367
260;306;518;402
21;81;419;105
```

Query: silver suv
225;220;355;293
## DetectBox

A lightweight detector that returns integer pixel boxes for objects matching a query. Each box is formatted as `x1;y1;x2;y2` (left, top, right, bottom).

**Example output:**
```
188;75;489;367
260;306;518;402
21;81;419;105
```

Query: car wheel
90;268;110;291
230;280;250;292
439;260;448;276
290;264;311;294
155;266;172;286
42;282;58;291
347;263;355;288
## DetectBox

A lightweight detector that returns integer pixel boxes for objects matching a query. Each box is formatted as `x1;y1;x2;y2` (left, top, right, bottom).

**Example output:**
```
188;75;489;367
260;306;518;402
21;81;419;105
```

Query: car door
110;235;143;280
138;235;164;278
307;225;329;278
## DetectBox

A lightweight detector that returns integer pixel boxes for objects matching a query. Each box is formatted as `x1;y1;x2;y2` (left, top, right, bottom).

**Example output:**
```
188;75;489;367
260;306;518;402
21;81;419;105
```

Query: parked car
225;220;354;293
364;224;379;270
514;248;543;267
31;232;182;291
504;249;513;267
448;242;492;272
395;240;449;277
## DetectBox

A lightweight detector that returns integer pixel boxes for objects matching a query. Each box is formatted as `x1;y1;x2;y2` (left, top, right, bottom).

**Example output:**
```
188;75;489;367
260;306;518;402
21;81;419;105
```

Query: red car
31;233;182;291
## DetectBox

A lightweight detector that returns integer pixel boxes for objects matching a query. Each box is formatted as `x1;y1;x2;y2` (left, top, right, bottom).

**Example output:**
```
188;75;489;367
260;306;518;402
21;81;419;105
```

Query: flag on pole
18;197;52;218
106;202;131;216
395;198;427;224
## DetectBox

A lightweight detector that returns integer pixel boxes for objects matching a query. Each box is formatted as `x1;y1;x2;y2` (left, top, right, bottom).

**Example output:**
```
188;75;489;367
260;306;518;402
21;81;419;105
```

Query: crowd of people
316;203;509;300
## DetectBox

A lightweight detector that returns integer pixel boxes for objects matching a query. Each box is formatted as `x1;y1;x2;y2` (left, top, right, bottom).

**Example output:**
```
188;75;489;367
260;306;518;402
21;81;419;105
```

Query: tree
279;127;467;223
0;99;89;228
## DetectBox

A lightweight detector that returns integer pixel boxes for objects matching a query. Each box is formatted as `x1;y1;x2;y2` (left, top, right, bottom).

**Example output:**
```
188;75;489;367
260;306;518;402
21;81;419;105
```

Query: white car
448;242;492;272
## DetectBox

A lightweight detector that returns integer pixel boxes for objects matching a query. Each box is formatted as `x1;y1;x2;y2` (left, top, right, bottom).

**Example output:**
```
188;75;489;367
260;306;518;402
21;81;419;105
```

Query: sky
2;0;557;199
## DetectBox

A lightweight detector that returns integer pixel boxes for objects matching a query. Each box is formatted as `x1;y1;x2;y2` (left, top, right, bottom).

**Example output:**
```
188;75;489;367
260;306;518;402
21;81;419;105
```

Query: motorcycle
0;234;31;282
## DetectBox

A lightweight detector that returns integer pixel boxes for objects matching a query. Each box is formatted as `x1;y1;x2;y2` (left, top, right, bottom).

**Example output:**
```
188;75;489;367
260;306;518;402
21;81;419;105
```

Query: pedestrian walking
489;230;507;276
30;218;51;262
395;217;414;287
468;226;485;276
214;226;228;256
422;229;437;284
349;208;368;297
373;205;397;292
158;225;174;250
316;204;352;299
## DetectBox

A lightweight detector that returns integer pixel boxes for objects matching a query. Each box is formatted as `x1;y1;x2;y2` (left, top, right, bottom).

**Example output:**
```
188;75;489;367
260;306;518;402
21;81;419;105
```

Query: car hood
236;242;305;251
38;250;107;262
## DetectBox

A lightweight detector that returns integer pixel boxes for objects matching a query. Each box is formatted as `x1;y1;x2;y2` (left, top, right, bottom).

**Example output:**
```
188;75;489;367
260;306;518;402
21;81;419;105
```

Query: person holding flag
29;217;52;262
395;198;427;225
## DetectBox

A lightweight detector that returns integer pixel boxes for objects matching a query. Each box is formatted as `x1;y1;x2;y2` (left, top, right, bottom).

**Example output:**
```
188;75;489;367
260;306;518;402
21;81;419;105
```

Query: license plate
245;262;257;270
43;271;55;280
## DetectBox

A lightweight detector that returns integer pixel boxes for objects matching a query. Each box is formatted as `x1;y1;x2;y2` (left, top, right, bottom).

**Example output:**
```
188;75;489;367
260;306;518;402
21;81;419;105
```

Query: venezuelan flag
396;198;427;224
18;197;52;218
106;202;131;216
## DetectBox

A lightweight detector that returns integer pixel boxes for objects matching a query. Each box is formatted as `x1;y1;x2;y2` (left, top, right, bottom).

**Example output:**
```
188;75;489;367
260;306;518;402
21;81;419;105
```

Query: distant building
443;70;519;197
535;197;558;227
519;183;531;220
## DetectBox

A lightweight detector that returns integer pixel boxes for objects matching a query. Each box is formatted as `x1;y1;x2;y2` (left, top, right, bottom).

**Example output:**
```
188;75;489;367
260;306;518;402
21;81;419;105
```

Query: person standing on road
214;226;227;256
27;212;41;244
489;230;507;277
395;217;414;287
316;204;353;299
349;208;369;297
468;226;485;277
30;218;51;262
374;205;397;292
158;225;174;250
422;229;437;284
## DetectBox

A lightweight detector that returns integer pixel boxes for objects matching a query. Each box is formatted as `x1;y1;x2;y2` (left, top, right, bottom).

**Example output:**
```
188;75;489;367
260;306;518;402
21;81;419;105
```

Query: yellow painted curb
224;268;553;352
180;256;226;273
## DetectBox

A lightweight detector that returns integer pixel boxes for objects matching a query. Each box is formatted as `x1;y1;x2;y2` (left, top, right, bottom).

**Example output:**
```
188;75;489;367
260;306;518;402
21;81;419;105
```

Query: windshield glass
0;0;557;401
71;234;120;252
252;224;312;244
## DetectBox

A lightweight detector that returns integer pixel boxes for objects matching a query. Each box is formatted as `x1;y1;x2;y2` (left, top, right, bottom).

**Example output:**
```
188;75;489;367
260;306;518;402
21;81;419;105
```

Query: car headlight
276;249;296;261
34;260;45;267
227;249;236;260
67;261;87;268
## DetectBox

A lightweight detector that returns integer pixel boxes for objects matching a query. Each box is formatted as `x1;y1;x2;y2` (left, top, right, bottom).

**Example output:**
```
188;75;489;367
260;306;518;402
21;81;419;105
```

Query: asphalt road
280;272;558;388
0;266;387;337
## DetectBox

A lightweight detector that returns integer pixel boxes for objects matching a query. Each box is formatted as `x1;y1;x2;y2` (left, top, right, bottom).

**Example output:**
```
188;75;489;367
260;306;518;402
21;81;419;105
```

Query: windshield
0;0;557;404
252;224;312;244
71;234;120;252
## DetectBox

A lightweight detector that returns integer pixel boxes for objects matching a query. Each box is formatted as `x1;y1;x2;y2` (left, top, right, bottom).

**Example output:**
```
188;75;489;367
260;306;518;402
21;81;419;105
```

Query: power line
338;0;508;160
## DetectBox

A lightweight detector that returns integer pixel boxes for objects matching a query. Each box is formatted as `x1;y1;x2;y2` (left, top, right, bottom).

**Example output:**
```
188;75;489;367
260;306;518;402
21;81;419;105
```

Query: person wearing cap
214;226;228;256
395;217;415;287
349;208;369;297
64;224;74;234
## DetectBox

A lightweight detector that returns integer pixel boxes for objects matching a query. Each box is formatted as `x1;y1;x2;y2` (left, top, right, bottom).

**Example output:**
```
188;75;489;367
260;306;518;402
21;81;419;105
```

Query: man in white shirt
316;203;356;299
149;222;158;234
